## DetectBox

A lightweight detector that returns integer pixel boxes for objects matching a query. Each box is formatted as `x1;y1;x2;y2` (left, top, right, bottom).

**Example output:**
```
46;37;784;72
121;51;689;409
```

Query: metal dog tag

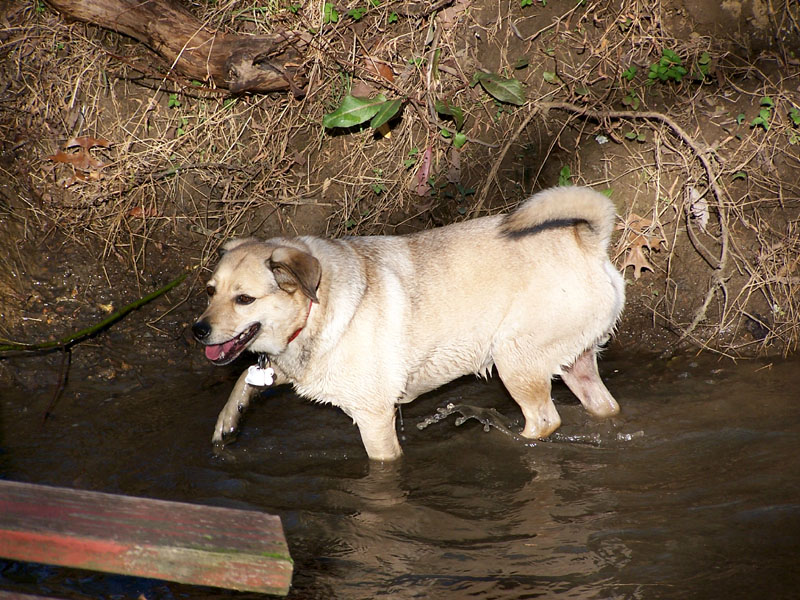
245;364;274;387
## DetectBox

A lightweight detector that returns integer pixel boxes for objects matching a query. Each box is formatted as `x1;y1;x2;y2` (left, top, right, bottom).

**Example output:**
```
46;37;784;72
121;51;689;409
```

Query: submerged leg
352;406;403;461
495;360;561;439
561;347;620;418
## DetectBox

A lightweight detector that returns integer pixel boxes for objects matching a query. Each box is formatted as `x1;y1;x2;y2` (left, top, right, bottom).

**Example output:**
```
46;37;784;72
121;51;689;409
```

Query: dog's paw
212;403;243;444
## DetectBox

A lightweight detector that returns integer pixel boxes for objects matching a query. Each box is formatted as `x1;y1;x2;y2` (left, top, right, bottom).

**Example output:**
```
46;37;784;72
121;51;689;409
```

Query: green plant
521;0;533;7
348;6;367;20
621;65;637;82
693;51;711;81
387;11;399;24
789;107;800;126
168;93;181;108
472;71;526;105
404;147;419;169
625;130;646;142
176;116;188;136
648;49;687;83
322;94;403;130
542;71;561;85
750;96;773;131
323;2;339;24
622;89;640;109
558;165;572;186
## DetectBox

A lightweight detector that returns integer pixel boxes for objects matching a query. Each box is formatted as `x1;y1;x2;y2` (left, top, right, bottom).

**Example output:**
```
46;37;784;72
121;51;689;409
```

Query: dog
192;186;625;461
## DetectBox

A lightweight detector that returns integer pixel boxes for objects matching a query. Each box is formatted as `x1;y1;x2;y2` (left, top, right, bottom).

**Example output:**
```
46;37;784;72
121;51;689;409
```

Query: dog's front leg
353;407;403;461
212;369;257;445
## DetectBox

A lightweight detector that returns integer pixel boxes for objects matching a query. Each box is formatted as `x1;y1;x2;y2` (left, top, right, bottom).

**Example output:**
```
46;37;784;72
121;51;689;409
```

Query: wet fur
194;186;626;460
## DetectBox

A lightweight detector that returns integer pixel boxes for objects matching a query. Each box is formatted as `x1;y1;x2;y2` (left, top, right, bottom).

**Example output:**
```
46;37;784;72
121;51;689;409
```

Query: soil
1;0;799;389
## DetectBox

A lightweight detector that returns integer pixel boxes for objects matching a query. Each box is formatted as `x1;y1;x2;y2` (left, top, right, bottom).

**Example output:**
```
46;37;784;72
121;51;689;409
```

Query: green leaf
323;2;338;24
435;99;465;131
348;7;366;20
662;48;682;65
514;57;529;70
558;165;572;186
369;98;403;129
453;132;467;149
789;107;800;127
542;71;561;85
732;171;747;181
760;96;774;108
473;72;526;105
736;113;745;125
621;65;637;81
323;94;387;129
168;93;181;108
387;11;398;23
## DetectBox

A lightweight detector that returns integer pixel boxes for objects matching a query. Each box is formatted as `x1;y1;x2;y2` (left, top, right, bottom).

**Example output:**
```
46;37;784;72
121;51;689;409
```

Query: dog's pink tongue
205;344;224;361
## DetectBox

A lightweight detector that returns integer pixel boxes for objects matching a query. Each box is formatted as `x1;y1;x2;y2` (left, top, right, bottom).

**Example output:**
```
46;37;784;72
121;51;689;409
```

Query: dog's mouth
204;323;261;365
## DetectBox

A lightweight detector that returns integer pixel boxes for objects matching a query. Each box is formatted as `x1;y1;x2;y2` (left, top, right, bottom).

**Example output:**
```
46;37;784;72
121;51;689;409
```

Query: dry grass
1;0;799;355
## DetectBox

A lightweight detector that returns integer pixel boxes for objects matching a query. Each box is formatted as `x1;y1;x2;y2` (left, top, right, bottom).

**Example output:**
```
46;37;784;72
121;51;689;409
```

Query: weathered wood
45;0;308;94
0;481;292;595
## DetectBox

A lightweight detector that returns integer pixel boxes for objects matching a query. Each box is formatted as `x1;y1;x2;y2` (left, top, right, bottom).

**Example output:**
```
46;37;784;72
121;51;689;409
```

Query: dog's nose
192;320;211;341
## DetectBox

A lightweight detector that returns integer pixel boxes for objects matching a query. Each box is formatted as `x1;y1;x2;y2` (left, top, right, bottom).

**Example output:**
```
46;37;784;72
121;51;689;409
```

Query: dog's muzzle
192;320;261;366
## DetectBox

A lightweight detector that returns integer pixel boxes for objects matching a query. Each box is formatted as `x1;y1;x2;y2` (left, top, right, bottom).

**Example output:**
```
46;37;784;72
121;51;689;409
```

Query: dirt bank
1;0;799;380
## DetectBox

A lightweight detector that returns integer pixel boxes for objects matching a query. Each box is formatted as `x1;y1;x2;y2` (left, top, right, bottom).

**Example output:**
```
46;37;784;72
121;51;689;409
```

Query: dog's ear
269;246;321;303
219;237;258;257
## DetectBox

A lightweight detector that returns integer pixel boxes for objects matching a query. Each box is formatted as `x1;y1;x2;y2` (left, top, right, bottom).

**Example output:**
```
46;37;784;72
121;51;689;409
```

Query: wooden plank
0;481;292;596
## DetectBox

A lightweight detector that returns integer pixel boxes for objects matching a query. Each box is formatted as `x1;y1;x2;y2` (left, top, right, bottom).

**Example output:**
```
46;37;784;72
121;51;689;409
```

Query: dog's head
192;238;321;365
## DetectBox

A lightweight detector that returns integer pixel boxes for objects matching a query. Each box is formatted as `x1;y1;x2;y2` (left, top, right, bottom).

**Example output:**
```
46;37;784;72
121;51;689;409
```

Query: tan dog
192;186;625;461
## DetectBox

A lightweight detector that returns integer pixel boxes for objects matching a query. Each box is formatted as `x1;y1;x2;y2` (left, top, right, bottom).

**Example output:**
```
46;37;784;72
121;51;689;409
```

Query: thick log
0;480;293;595
45;0;308;94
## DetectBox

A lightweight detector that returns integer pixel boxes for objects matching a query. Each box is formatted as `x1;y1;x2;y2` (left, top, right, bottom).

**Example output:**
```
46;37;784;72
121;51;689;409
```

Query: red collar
287;300;313;344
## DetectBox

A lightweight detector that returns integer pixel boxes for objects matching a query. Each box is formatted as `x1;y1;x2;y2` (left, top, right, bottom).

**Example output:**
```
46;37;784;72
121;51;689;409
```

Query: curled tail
501;186;618;252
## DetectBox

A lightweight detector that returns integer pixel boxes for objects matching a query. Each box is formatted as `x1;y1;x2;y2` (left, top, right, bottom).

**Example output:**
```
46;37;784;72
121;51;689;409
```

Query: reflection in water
1;354;799;598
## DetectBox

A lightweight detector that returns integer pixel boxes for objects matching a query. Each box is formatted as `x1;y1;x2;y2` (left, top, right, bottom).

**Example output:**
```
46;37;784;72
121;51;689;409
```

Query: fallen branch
46;0;308;94
0;271;188;356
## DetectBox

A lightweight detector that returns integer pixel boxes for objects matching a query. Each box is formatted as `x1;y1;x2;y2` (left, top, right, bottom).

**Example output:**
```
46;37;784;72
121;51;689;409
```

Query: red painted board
0;480;292;596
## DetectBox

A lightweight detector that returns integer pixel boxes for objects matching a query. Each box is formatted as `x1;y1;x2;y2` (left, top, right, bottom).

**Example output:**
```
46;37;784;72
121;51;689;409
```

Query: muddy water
1;352;799;599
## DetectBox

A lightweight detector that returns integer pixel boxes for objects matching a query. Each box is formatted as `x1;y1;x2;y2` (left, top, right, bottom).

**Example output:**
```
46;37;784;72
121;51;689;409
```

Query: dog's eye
206;285;216;297
235;294;256;305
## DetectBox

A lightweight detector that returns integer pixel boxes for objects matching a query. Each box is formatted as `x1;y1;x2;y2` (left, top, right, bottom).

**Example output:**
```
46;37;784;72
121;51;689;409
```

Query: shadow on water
1;352;800;599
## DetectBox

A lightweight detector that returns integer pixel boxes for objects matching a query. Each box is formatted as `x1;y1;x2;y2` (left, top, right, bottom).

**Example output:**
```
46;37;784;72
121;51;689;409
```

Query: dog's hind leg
212;369;257;445
561;347;620;418
495;357;561;439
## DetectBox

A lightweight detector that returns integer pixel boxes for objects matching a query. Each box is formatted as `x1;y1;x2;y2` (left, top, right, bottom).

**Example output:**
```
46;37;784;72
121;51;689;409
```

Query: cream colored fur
194;186;626;461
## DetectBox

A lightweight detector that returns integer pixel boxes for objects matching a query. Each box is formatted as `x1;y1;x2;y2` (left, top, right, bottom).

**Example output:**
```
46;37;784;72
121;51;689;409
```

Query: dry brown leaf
622;244;654;279
363;56;394;82
616;213;666;279
415;146;433;196
48;136;111;186
447;147;461;185
351;79;377;98
128;206;159;218
437;0;471;29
